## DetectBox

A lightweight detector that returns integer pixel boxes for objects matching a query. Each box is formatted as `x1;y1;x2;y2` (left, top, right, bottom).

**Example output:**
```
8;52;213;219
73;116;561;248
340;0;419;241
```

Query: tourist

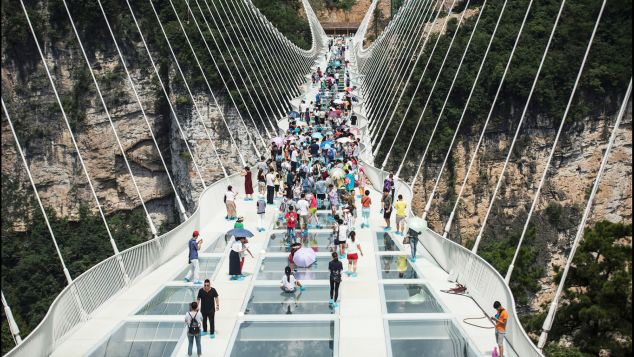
229;237;252;281
491;301;509;357
288;243;301;272
285;206;298;244
266;169;275;204
337;217;348;259
382;189;393;231
407;227;419;263
257;168;265;195
328;252;343;308
274;172;281;199
361;189;372;228
224;185;238;220
297;193;310;232
345;231;363;277
315;176;328;209
308;192;321;228
241;166;254;201
281;266;304;292
328;184;339;216
256;195;266;232
394;194;408;235
185;301;202;356
383;173;394;200
184;230;203;284
197;279;219;339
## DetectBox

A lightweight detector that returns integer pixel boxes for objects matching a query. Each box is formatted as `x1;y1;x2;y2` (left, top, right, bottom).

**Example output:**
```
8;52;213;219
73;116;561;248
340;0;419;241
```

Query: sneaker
352;272;358;277
184;277;190;282
316;224;322;229
384;227;391;231
328;298;334;305
209;333;216;339
346;271;352;276
230;275;237;280
201;332;208;336
237;275;245;281
333;302;339;308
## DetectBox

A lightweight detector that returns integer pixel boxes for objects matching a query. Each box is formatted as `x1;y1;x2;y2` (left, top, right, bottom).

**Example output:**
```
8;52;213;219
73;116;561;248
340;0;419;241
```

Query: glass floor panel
388;320;478;357
136;286;198;315
379;256;418;279
267;231;334;253
375;232;399;252
383;284;444;313
257;256;331;280
88;321;182;357
230;321;335;357
273;212;337;229
204;233;231;253
177;257;221;280
245;286;335;315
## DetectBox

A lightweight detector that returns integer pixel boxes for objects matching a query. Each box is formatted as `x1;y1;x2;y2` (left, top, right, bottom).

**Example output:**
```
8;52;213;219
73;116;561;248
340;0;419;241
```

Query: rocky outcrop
1;37;258;229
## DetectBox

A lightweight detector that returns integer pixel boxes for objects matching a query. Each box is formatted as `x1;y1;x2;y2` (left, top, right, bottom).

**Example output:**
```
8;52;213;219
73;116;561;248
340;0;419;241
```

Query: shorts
299;215;309;226
281;286;296;293
362;208;370;218
396;215;406;226
383;210;392;220
309;207;318;214
495;330;506;346
317;193;326;200
347;253;358;260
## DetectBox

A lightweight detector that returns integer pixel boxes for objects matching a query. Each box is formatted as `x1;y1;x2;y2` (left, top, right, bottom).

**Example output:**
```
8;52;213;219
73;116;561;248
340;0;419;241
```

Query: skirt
229;250;241;275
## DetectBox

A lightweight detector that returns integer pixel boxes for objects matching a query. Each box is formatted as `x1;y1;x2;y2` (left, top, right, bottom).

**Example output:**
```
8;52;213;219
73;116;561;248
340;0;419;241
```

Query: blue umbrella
312;132;323;139
226;228;254;238
289;111;299;119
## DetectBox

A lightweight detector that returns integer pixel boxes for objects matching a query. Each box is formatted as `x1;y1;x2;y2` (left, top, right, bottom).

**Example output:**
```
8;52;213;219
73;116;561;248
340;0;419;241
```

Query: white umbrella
407;216;427;234
329;167;345;179
293;247;317;268
336;137;353;143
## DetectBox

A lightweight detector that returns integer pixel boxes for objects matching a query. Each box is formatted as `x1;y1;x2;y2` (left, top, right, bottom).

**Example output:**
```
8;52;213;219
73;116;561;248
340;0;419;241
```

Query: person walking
224;186;238;220
257;169;266;196
297;193;310;233
285;206;298;245
328;252;343;308
281;265;305;292
361;190;372;228
491;301;509;357
197;279;219;339
266;170;275;204
337;217;348;259
382;190;393;231
357;166;366;198
185;301;202;356
407;227;420;263
184;231;203;284
241;167;254;201
308;192;321;228
394;195;407;236
345;231;363;277
256;195;266;232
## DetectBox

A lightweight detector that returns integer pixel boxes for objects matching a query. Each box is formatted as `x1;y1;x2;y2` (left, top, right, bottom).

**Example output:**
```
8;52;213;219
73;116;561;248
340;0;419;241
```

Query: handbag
402;236;411;245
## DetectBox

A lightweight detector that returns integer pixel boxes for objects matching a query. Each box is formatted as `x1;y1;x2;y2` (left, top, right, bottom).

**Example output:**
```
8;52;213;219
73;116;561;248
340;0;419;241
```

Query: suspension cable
392;0;470;179
1;291;21;345
538;76;631;350
165;0;247;166
472;0;568;253
17;1;130;284
123;0;208;187
96;0;189;220
505;0;607;283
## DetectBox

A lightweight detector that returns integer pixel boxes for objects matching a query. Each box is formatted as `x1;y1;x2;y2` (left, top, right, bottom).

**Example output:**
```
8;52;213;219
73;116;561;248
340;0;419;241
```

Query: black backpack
188;312;200;335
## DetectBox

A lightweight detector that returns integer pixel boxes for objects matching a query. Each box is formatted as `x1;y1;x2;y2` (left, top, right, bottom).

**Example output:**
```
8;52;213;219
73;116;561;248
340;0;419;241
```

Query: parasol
293;247;317;268
226;228;254;238
407;216;427;234
329;167;345;179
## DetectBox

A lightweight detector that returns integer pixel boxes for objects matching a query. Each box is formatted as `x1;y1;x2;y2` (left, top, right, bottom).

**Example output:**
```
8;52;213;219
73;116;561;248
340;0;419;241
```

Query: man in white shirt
266;171;275;204
296;193;310;231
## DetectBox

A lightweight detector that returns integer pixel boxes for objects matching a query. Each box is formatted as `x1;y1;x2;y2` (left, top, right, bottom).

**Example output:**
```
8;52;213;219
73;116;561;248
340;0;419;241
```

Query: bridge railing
4;170;241;357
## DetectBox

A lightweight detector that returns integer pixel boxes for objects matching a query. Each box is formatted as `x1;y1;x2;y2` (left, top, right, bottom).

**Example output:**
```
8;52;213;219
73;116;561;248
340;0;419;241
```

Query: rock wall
410;100;632;310
1;38;258;230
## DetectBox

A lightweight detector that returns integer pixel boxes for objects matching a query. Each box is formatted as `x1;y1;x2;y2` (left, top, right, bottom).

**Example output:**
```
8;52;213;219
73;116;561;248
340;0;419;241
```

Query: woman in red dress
241;166;254;200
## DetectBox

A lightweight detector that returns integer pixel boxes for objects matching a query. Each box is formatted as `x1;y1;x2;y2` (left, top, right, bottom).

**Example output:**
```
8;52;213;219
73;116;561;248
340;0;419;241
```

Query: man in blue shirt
185;230;203;284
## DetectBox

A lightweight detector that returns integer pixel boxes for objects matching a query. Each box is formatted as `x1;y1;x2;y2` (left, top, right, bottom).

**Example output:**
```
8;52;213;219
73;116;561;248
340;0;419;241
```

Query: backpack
188;312;200;335
331;268;342;283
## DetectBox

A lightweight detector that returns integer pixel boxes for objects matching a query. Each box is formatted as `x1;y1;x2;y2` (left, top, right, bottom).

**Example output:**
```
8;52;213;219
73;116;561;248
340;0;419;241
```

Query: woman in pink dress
241;166;254;200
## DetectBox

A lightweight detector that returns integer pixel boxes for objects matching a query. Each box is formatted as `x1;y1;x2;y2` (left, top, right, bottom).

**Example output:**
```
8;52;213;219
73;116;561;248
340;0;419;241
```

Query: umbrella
311;132;323;139
226;228;254;238
349;127;360;135
289;111;299;118
337;137;353;143
329;167;345;179
333;99;344;104
345;87;353;92
407;216;427;234
293;247;317;268
296;121;308;127
271;137;284;146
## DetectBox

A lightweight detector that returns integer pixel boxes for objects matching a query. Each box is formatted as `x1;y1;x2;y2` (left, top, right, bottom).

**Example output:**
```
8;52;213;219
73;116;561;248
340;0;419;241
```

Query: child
345;232;363;277
285;206;298;245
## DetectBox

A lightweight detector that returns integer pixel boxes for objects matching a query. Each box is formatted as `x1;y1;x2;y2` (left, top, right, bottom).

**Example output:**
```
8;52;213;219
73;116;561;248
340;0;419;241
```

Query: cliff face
411;101;632;310
1;38;256;230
